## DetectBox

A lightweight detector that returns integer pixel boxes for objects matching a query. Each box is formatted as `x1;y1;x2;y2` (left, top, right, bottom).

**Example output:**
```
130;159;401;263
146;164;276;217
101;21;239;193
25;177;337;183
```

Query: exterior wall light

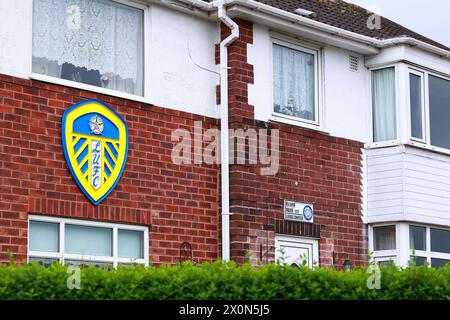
343;259;352;271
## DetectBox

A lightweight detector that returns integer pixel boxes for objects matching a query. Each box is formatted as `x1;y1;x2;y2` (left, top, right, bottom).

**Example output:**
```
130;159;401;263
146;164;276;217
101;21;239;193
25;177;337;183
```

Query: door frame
275;234;319;268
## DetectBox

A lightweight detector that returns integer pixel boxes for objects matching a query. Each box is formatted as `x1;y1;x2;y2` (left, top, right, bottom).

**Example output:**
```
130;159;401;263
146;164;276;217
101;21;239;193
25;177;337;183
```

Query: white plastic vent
349;55;359;72
294;8;314;17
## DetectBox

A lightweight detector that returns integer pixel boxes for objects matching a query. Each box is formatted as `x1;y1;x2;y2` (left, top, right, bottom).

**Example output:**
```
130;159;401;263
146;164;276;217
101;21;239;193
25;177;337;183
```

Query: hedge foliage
0;261;448;300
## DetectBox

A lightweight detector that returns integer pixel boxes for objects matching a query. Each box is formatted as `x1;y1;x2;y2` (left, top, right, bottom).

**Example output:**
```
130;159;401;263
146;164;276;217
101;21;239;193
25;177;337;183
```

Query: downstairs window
28;215;148;267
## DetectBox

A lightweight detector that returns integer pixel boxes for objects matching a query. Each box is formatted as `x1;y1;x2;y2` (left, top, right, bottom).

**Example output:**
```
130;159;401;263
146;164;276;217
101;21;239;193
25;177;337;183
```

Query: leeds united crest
61;99;128;205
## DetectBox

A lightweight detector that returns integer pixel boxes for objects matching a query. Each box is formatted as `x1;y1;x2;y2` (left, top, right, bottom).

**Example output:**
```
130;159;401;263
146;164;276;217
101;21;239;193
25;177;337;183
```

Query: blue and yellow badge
62;99;128;205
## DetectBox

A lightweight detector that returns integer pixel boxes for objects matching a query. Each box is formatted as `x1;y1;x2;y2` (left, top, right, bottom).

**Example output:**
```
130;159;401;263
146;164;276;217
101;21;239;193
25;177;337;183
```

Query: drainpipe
217;4;239;262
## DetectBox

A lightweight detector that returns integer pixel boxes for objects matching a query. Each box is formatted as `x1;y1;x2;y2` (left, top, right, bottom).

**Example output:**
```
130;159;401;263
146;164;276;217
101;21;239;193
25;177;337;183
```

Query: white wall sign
284;200;314;223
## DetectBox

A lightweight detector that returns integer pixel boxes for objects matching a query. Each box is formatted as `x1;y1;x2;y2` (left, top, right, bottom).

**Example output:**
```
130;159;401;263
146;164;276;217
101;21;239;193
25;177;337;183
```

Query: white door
275;235;319;268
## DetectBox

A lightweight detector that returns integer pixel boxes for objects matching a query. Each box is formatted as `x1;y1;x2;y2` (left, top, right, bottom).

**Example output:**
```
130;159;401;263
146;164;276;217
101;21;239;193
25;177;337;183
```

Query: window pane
372;68;396;142
431;258;449;268
373;225;396;250
29;221;59;252
410;74;423;139
430;228;450;254
28;257;59;267
429;75;450;149
118;229;144;259
65;224;112;257
32;0;144;96
65;259;112;269
410;256;427;266
273;44;315;121
409;225;426;251
376;258;395;267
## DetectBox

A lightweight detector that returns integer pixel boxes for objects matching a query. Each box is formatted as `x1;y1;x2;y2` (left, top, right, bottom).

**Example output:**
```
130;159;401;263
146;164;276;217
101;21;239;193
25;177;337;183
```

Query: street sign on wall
284;200;314;223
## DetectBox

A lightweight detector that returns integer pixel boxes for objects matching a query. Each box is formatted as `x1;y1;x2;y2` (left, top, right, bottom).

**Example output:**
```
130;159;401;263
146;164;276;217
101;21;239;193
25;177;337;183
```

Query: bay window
32;0;144;96
372;67;397;142
273;40;319;125
28;216;148;267
371;223;450;268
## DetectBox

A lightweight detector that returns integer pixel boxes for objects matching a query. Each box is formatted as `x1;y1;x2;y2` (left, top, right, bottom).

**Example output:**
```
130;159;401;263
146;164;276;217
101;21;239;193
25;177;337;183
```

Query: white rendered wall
148;5;219;118
0;0;32;79
0;1;220;118
248;23;371;143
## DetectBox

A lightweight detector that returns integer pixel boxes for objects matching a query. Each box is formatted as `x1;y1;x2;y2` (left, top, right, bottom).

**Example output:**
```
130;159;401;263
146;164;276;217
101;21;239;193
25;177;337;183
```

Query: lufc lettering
91;140;102;190
179;304;270;318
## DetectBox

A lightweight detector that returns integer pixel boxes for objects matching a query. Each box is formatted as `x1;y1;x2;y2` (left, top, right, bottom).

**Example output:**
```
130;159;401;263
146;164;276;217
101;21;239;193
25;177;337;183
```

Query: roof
252;0;450;51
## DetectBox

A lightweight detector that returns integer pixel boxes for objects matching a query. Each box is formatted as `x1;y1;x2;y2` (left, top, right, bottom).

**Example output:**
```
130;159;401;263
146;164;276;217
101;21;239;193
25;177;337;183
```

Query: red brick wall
0;74;219;265
221;20;367;267
0;17;367;268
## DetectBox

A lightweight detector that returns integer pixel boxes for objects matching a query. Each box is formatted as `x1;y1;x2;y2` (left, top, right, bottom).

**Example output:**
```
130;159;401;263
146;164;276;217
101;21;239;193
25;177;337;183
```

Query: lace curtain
273;43;315;121
32;0;143;95
374;226;396;251
372;67;396;142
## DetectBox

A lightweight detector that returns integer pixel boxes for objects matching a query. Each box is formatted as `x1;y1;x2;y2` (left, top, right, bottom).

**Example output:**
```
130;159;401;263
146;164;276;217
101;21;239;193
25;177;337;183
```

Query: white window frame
405;66;450;156
275;234;319;268
28;215;149;268
367;64;401;148
270;34;324;131
370;222;450;267
29;0;151;102
407;69;427;143
368;223;398;265
409;224;450;266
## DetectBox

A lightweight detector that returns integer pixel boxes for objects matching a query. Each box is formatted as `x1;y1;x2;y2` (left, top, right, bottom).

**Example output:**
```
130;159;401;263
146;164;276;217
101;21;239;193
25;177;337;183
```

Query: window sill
30;73;151;105
365;139;450;161
270;114;327;134
372;250;397;257
365;140;401;149
406;140;450;158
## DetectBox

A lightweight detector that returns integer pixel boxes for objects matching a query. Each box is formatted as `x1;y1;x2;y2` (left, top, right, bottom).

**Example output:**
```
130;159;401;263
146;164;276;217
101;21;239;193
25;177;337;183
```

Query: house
0;0;448;269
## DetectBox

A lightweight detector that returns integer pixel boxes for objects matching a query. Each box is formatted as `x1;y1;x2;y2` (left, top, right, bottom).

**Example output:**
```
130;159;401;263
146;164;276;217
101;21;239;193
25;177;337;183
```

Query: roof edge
160;0;450;59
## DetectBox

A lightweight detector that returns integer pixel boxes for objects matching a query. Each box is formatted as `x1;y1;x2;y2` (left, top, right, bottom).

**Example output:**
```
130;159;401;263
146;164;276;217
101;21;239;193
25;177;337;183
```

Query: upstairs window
372;67;396;142
32;0;144;96
429;75;450;149
273;41;318;124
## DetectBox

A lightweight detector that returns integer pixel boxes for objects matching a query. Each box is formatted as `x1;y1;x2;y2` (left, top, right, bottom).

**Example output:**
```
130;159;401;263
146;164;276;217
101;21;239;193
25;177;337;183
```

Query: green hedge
0;261;448;299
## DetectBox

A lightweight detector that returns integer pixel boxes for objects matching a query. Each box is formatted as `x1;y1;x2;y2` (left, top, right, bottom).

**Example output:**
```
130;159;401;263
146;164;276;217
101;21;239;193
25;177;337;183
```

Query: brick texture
220;19;367;267
1;17;366;268
0;74;219;265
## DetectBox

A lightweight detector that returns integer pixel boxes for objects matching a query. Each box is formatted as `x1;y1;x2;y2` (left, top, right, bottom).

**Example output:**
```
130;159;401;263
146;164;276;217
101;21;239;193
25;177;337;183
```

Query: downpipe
217;4;239;262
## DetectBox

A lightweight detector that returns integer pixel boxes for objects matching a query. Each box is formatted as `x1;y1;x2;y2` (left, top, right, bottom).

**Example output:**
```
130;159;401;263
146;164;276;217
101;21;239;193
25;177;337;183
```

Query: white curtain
273;44;315;121
372;68;396;142
32;0;143;95
374;226;396;251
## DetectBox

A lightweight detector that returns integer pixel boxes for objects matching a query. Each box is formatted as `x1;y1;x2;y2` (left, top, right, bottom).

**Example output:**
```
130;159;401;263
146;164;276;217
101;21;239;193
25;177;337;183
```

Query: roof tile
253;0;449;50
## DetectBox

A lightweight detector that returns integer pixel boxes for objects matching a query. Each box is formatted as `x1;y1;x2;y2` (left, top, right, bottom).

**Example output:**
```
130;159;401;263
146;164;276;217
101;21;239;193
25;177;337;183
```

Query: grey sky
345;0;449;47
